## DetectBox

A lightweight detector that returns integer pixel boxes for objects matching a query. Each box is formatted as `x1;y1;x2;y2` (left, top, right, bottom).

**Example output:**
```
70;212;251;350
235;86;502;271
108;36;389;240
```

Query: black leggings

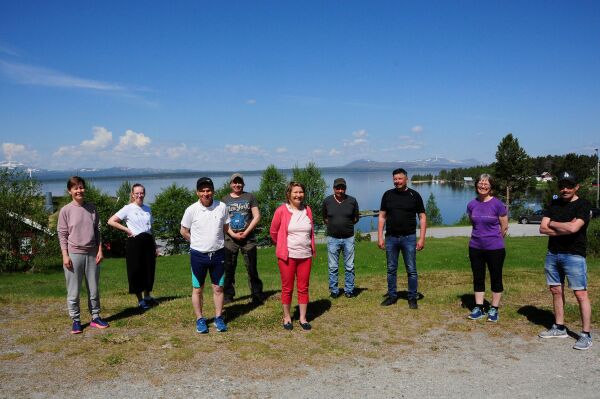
469;247;505;293
126;233;156;294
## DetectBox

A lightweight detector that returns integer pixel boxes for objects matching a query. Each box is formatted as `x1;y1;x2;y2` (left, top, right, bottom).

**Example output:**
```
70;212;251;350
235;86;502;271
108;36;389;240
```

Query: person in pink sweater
57;176;109;334
270;181;316;331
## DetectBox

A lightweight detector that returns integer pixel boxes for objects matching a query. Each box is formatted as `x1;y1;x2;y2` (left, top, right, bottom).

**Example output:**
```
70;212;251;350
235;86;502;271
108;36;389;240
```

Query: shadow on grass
222;290;279;323
382;291;425;302
517;305;579;338
105;295;185;323
292;299;332;322
459;294;490;310
517;305;554;329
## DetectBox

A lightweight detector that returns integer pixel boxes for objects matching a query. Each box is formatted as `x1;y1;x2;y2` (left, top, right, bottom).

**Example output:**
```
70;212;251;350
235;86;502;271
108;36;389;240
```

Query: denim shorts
544;252;587;290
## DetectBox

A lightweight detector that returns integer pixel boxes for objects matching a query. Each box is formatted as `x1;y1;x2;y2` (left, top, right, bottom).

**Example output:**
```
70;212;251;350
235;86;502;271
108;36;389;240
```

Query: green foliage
292;162;327;227
214;180;232;201
588;218;600;258
494;133;533;208
411;173;434;181
354;229;372;242
532;153;597;181
0;169;50;272
437;165;493;182
152;183;196;254
115;180;132;206
425;193;443;226
255;165;287;244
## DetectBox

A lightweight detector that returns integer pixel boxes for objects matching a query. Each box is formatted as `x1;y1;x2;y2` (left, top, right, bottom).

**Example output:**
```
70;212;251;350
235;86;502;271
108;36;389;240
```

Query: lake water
41;170;476;230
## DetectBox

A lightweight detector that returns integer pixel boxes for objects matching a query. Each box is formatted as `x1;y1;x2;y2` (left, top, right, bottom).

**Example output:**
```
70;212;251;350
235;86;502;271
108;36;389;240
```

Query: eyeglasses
558;183;575;190
133;193;145;196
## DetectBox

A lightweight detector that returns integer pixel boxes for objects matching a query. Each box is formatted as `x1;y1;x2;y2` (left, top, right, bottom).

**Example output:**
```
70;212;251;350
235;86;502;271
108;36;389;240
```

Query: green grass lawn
1;236;598;383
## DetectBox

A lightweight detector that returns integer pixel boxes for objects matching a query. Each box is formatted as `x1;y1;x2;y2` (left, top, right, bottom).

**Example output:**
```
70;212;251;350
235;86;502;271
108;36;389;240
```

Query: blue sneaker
138;299;150;311
71;320;82;334
196;318;208;334
487;307;499;322
214;316;228;332
90;317;109;329
467;306;486;320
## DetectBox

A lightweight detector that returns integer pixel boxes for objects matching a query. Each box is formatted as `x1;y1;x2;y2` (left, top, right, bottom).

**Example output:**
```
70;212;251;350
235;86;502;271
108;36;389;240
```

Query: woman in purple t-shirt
466;174;508;322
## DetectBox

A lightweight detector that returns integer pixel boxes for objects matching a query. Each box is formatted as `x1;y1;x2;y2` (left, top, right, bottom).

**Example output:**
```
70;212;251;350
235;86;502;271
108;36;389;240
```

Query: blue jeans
327;236;355;294
544;252;587;290
385;234;417;300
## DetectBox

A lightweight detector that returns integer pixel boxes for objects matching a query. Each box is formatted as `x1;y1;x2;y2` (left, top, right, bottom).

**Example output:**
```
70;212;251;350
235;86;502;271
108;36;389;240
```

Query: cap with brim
230;173;244;184
196;177;214;190
557;171;577;185
333;177;347;188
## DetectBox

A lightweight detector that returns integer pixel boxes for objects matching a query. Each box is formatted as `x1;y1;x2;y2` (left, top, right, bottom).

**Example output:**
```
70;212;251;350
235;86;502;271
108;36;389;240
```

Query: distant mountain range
1;157;485;180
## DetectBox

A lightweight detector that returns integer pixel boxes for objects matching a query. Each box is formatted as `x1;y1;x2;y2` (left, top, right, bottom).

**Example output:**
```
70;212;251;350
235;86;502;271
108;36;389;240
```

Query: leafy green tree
0;169;49;272
213;180;231;201
292;162;327;227
115;180;132;206
494;133;533;211
425;193;443;226
152;183;196;254
255;165;287;244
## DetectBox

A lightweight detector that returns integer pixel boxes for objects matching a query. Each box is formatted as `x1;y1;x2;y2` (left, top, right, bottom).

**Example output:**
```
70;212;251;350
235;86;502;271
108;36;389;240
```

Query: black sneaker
330;291;341;299
344;291;355;298
408;298;418;309
381;296;397;306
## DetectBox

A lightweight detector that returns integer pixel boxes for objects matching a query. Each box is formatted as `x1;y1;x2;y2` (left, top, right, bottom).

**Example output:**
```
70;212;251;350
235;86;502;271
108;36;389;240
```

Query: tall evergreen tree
255;165;287;244
425;193;443;226
494;133;533;211
292;162;327;227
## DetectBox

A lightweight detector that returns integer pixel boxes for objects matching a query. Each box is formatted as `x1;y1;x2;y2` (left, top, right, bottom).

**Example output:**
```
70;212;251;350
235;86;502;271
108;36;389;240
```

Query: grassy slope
0;237;598;386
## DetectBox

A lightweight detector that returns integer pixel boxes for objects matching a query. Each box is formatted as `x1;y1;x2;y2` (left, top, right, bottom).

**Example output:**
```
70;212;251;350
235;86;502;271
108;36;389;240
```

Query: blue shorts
544;252;587;290
190;248;225;288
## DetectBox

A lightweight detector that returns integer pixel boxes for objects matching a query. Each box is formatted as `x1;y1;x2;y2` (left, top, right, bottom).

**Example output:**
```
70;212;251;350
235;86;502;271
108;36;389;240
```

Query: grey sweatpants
64;252;101;321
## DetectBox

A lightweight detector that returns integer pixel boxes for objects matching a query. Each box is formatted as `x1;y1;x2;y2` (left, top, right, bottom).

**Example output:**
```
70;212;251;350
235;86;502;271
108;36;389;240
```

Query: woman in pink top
57;176;109;334
270;181;316;331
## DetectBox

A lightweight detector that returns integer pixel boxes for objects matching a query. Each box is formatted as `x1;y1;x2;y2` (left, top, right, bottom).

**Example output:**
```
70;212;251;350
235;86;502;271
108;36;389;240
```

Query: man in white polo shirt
180;177;230;334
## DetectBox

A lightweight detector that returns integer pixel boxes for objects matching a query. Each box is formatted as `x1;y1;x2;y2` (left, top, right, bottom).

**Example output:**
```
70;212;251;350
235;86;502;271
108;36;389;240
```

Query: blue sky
1;1;599;171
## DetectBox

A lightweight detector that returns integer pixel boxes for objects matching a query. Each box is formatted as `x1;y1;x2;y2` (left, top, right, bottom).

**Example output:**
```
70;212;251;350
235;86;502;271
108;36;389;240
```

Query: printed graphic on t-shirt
228;200;251;231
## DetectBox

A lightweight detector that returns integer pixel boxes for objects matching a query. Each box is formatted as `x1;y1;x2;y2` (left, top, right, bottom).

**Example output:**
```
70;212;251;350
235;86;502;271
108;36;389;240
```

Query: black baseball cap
557;171;577;185
333;177;347;188
196;177;214;190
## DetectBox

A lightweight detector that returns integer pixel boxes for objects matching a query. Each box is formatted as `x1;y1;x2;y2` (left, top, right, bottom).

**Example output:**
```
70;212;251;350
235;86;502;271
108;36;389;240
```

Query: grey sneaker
573;334;593;351
538;324;568;339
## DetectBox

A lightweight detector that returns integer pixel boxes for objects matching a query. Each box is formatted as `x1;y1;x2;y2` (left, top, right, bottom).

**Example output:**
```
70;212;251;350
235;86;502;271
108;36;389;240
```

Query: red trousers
277;257;312;305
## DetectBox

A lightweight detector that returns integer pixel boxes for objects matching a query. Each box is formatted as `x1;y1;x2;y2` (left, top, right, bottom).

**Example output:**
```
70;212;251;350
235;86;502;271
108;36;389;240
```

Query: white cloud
246;99;257;105
115;129;151;151
224;144;265;155
0;60;125;91
353;129;368;138
2;142;26;160
329;148;341;156
275;147;288;154
345;129;369;146
312;149;324;155
81;126;113;150
412;125;424;133
166;144;189;159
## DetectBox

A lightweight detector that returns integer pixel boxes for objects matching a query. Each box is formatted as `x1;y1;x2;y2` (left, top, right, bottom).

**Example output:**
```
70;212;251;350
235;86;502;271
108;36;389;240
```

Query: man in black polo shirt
378;168;427;308
322;177;360;298
539;171;593;350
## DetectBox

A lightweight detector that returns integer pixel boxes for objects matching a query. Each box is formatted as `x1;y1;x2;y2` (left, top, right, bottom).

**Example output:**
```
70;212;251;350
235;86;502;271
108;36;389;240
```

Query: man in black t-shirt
322;178;360;298
539;171;592;350
377;168;427;309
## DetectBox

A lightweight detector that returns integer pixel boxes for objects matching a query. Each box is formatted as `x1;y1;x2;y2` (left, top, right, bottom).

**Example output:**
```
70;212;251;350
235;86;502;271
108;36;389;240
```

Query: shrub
588;218;600;258
152;183;196;255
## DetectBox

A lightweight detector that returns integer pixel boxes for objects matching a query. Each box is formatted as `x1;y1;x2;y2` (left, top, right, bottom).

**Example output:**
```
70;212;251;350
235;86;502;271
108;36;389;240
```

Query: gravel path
28;327;598;399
